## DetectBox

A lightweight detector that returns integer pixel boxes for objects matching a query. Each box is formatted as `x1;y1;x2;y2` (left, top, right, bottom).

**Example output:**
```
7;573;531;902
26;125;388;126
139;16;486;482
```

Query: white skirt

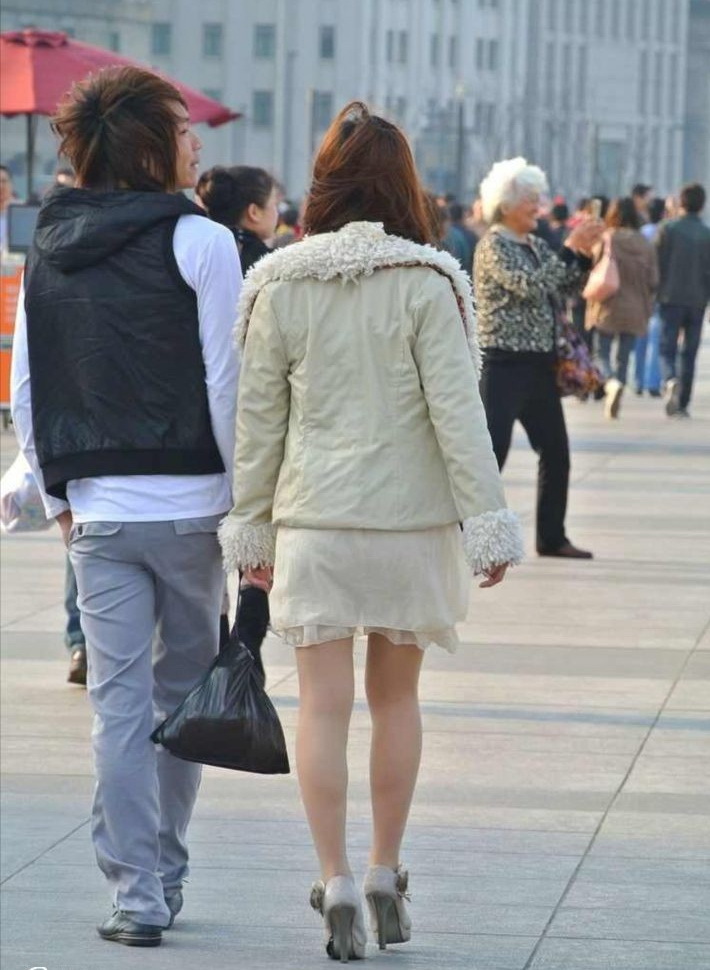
269;524;469;653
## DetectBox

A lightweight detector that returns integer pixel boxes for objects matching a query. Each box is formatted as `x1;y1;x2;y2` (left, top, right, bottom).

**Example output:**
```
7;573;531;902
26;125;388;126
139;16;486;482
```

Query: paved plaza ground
1;341;709;970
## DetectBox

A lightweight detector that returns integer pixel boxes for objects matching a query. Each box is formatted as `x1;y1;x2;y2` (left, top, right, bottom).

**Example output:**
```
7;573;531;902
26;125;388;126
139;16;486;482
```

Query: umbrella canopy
0;29;239;124
0;29;240;196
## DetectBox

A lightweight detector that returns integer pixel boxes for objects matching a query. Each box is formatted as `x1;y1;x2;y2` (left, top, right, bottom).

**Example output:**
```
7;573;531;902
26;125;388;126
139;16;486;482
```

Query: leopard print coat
473;225;588;353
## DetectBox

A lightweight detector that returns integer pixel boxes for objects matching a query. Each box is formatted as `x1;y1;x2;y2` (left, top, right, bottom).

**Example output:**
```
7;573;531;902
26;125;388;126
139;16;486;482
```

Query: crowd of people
3;64;709;962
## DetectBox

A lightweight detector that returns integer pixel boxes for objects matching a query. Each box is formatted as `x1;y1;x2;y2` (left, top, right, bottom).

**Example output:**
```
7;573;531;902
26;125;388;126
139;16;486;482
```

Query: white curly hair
479;157;549;224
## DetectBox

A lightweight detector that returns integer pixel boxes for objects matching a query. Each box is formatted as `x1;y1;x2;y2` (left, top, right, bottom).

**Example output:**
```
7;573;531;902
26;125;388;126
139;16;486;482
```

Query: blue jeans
659;304;705;410
595;332;636;385
634;311;662;392
64;555;85;650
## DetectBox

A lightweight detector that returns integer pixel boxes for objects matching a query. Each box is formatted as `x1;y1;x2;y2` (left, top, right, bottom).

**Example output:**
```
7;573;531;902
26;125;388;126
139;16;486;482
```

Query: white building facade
0;0;702;203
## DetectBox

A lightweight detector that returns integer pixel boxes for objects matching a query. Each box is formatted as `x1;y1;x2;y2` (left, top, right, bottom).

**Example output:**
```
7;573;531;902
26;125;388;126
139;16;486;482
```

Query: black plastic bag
151;628;290;775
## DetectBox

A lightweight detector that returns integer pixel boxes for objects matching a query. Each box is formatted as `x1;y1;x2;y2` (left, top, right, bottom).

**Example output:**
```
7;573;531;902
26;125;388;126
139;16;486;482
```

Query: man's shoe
67;647;87;686
97;910;162;947
538;542;593;560
164;888;183;929
665;378;681;416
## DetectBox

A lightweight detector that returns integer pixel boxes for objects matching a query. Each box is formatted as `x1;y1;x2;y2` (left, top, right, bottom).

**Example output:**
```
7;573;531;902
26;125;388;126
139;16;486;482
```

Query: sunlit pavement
2;335;709;970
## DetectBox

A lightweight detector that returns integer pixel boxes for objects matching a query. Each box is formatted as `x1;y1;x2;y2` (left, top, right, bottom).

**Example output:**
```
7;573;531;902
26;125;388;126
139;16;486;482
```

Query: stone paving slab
2;337;709;969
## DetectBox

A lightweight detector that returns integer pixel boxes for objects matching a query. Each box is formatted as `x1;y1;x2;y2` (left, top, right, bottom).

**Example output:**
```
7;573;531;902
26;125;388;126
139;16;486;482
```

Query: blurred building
1;0;707;203
685;0;710;185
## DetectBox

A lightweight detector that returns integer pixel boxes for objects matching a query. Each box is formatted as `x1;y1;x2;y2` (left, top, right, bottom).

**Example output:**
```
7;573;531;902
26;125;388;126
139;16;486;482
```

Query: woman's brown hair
52;66;187;192
303;101;435;245
605;197;641;231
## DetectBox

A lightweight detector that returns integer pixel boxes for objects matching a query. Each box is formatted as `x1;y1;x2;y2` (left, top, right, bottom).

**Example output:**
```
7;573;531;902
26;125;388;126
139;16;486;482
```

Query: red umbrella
1;28;241;195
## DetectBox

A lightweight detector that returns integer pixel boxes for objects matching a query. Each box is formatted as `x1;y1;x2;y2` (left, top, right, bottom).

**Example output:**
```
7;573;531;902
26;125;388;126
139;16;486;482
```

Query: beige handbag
582;231;619;303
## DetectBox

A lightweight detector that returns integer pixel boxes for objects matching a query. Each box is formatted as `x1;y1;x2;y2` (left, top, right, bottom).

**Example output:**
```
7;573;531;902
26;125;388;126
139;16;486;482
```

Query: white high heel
363;864;412;950
310;874;367;963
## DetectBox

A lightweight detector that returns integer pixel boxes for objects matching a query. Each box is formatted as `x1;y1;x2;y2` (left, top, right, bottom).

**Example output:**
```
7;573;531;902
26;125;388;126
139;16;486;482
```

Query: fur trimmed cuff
218;516;276;573
462;509;524;575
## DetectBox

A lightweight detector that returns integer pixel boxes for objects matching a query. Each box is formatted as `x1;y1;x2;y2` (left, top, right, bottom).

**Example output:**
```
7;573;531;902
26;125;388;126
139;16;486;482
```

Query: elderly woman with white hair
473;158;602;559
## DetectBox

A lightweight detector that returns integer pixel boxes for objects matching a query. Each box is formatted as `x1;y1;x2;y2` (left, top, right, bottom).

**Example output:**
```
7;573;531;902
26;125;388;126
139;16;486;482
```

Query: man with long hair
11;67;240;946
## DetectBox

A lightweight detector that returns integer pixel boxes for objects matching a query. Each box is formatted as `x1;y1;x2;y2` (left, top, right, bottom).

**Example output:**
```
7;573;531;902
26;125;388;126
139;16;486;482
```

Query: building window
254;24;276;58
547;0;557;31
476;102;496;136
108;30;120;52
202;88;223;103
577;44;587;109
579;0;588;34
319;25;335;59
448;35;458;69
638;50;648;113
253;90;274;127
610;0;621;39
654;50;663;117
398;30;408;63
203;23;223;58
386;29;395;62
668;52;678;114
564;0;575;34
545;41;556;104
430;33;439;68
626;0;636;41
595;0;606;38
640;0;650;41
561;43;572;108
151;22;171;56
313;91;333;131
488;39;498;70
475;37;485;69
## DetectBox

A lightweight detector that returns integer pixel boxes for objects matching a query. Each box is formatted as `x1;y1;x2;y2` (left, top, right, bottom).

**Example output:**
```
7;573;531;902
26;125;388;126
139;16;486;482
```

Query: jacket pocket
173;514;225;536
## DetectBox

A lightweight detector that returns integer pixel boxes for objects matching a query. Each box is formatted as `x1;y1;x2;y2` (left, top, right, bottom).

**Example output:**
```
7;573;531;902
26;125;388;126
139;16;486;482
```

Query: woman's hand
478;562;509;588
565;219;604;257
242;565;273;593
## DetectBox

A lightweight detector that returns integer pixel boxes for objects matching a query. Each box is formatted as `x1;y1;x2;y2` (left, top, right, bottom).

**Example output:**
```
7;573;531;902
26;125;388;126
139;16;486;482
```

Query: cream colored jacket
219;222;523;575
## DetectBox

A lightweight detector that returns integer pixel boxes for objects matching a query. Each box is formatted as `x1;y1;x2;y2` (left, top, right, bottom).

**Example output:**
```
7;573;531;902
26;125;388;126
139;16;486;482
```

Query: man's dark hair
679;182;706;214
551;202;569;222
631;182;651;198
647;197;666;224
0;164;9;175
51;66;187;192
448;202;465;222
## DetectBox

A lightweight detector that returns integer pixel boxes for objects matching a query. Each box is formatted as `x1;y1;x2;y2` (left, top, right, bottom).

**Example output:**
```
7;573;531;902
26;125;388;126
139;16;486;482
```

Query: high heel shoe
310;874;366;963
363;864;412;950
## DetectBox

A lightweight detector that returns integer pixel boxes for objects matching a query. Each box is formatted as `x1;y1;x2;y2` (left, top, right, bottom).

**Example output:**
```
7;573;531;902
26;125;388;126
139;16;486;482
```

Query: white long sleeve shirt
11;214;241;523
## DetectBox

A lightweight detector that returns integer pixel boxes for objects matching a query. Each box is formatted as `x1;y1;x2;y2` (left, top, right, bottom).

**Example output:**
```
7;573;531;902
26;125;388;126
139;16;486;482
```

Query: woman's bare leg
295;637;355;881
365;633;423;868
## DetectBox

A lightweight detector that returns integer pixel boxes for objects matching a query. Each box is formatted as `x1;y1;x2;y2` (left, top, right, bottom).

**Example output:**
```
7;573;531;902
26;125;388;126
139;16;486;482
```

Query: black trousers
480;354;570;553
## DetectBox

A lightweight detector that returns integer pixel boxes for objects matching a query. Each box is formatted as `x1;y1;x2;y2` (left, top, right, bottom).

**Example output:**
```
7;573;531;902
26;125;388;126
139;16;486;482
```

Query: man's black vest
24;188;224;500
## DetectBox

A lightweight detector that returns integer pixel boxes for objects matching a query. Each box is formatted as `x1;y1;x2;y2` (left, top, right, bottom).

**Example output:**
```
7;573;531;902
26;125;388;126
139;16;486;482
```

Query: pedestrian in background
443;201;477;273
656;182;710;418
11;66;241;947
196;164;279;273
634;196;667;397
474;156;602;560
219;101;522;963
631;182;652;224
585;197;658;419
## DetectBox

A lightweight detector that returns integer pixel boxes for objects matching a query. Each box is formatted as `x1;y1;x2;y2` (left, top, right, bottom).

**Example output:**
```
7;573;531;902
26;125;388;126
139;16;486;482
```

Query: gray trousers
69;515;225;925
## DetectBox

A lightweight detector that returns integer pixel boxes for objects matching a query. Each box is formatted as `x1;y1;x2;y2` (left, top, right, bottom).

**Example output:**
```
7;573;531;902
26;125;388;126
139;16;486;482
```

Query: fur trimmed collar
236;221;480;373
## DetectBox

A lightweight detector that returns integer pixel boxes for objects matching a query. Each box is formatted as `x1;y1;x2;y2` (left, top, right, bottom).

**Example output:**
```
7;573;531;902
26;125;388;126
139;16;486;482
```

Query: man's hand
478;563;509;588
56;510;73;547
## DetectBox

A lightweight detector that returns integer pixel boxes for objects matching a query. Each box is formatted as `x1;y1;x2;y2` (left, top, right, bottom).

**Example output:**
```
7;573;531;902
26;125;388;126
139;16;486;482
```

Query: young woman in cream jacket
219;103;523;962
